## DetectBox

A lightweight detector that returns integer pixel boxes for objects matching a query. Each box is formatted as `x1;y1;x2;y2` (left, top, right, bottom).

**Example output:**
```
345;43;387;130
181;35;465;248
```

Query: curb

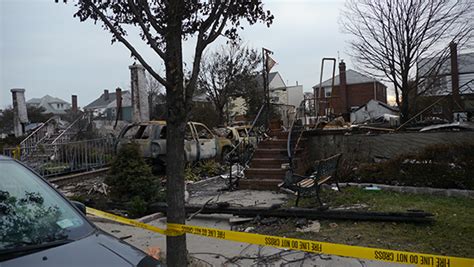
324;182;474;198
186;174;222;191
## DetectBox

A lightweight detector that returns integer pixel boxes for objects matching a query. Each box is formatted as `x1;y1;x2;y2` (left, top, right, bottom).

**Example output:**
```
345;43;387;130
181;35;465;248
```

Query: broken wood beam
149;203;434;223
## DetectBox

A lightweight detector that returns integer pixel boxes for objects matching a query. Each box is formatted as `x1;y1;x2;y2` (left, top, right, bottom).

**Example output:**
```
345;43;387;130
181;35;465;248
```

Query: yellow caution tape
87;207;474;266
86;207;180;236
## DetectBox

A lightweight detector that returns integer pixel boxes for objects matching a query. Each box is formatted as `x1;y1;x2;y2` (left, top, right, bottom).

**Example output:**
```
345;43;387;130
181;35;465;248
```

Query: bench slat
297;178;314;188
317;175;332;186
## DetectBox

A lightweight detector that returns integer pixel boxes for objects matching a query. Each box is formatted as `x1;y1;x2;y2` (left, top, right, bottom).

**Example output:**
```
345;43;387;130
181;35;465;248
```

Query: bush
196;160;221;177
128;196;148;218
184;164;200;182
184;160;223;181
348;143;474;190
105;143;163;204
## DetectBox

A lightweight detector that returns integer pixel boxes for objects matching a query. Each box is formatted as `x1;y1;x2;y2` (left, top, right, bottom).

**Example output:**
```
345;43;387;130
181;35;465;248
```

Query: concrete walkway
93;177;411;266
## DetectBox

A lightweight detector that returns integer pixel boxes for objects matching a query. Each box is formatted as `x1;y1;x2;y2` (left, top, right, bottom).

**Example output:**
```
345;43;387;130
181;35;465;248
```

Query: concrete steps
241;129;309;191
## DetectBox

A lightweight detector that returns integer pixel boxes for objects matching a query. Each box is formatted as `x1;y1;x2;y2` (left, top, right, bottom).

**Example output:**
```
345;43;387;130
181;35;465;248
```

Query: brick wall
320;82;387;116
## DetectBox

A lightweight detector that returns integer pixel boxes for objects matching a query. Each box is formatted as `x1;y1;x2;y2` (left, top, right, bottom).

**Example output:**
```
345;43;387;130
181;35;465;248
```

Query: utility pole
262;48;273;128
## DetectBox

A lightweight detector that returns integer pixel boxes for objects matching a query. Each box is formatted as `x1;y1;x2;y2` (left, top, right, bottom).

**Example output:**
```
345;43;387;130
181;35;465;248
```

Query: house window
324;88;332;98
432;105;443;115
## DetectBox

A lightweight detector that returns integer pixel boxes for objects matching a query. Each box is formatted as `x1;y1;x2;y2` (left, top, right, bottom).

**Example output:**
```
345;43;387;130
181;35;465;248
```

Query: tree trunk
400;89;410;124
217;104;225;126
165;1;187;266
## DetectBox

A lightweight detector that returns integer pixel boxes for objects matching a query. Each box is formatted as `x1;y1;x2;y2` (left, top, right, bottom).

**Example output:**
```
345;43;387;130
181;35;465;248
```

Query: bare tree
68;1;273;265
198;42;261;124
145;72;165;119
341;0;473;122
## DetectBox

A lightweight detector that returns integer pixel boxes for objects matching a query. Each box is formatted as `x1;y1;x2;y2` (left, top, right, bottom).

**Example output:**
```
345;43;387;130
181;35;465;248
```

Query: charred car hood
2;231;160;267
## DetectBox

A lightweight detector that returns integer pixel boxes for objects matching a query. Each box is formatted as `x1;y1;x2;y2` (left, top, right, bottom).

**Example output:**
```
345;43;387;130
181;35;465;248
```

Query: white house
27;95;71;115
286;85;304;108
228;72;304;122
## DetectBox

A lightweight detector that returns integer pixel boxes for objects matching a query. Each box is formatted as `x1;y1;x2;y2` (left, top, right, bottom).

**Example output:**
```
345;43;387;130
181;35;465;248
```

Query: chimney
450;42;461;112
104;89;109;101
129;63;150;122
339;60;348;115
11;88;28;137
115;88;122;121
71;95;78;113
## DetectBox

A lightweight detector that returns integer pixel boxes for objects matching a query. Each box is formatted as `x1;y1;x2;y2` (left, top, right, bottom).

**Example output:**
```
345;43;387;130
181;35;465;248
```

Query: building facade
312;61;387;121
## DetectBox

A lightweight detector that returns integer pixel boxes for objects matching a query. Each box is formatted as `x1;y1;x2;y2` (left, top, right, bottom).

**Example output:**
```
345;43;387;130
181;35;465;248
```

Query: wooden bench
279;153;342;207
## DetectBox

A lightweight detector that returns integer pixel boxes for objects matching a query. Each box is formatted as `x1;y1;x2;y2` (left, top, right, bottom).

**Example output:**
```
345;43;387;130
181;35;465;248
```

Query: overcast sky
0;0;378;109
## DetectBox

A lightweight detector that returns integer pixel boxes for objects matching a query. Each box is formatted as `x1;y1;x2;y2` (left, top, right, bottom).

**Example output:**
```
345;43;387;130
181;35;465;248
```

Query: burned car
224;125;259;149
116;121;234;163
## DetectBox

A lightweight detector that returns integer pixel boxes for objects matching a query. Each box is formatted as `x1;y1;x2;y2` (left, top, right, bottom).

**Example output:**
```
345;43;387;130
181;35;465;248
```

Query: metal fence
4;138;116;177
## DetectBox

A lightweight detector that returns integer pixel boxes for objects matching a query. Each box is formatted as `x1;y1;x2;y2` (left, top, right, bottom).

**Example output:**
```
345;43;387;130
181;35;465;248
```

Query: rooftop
27;95;69;105
313;69;383;89
84;90;131;109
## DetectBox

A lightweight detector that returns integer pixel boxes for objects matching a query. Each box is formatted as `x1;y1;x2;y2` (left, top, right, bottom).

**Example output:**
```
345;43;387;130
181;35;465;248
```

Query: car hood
2;231;160;267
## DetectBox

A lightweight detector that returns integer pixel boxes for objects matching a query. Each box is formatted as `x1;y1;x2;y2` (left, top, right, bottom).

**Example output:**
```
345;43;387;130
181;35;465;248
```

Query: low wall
306;130;474;163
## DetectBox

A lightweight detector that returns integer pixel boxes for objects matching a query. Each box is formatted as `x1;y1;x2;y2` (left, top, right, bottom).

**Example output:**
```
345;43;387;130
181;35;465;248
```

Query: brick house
312;61;387;121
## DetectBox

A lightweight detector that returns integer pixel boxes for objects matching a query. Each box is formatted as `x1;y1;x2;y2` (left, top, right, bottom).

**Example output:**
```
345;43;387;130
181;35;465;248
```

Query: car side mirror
71;201;86;215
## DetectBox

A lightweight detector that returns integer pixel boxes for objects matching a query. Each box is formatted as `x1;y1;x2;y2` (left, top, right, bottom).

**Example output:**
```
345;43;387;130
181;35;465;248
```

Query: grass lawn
251;187;474;258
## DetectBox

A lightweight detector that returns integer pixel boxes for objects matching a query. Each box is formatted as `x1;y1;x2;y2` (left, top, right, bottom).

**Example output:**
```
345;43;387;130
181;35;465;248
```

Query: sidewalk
92;177;411;266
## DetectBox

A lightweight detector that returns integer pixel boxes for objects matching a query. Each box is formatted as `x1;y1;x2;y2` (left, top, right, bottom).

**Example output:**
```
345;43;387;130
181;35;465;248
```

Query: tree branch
84;0;169;88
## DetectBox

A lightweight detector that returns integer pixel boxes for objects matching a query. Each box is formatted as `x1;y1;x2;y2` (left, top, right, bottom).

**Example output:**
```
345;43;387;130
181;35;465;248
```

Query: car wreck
223;125;259;149
116;121;234;165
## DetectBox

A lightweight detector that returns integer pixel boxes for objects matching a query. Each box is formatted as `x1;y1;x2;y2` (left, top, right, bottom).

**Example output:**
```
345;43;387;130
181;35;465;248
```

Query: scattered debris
296;220;321;233
244;227;255;232
332;204;369;210
229;217;254;225
146;246;161;260
295;218;308;228
119;235;132;240
364;185;381;191
88;182;109;195
150;203;435;223
260;217;278;225
329;222;338;228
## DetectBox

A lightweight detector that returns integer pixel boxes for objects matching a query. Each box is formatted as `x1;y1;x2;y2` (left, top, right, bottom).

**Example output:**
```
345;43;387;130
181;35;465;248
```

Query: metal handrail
52;114;84;144
19;116;56;146
226;103;266;158
287;100;306;169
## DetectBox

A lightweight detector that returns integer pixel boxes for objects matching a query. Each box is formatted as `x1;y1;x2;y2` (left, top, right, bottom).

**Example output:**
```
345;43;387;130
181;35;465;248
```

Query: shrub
197;160;221;177
184;164;200;182
105;143;163;204
128;196;148;218
184;160;223;181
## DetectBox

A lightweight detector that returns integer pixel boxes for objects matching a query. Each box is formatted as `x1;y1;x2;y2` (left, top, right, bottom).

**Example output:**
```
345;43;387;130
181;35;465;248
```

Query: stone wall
307;130;474;163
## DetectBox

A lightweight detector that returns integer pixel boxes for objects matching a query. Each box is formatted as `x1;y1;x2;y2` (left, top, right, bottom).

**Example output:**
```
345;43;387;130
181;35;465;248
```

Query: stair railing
221;103;266;190
287;100;307;170
19;116;56;160
226;103;266;163
52;114;84;144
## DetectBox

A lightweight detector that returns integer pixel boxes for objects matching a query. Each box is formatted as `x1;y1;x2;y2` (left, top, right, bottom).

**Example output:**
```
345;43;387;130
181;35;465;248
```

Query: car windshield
0;160;94;251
